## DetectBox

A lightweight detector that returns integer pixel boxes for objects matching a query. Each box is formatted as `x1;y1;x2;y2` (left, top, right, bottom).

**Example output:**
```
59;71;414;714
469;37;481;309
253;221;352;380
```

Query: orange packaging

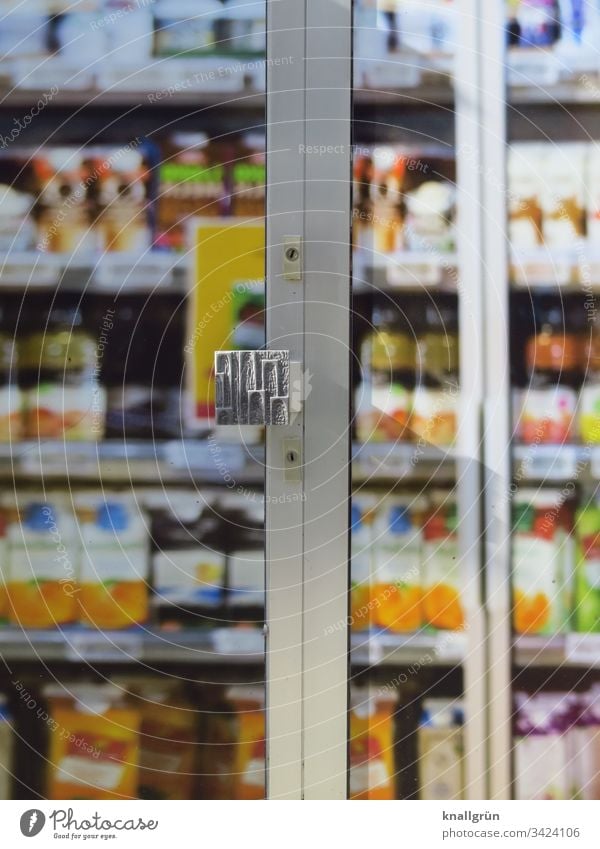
7;498;78;628
421;495;464;631
227;687;265;800
350;687;397;800
76;495;148;629
45;684;140;800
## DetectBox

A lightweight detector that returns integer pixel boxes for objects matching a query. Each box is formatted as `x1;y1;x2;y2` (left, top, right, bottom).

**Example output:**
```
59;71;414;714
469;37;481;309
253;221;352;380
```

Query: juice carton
513;491;564;635
44;684;140;800
570;685;600;799
227;686;265;800
418;698;465;800
574;501;600;632
77;495;149;629
350;498;375;632
421;495;464;631
350;686;397;800
118;679;197;801
7;498;78;628
514;692;571;800
372;497;423;632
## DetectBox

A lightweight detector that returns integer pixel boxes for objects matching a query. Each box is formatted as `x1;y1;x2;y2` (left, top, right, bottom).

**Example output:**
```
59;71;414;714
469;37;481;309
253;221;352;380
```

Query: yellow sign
187;218;265;424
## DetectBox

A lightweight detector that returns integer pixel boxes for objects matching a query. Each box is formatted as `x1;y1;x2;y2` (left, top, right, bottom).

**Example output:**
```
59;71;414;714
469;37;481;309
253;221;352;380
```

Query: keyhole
285;247;299;262
287;450;298;464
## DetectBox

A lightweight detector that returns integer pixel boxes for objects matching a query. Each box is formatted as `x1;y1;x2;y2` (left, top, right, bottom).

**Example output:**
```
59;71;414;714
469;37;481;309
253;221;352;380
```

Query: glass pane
0;0;266;801
505;0;600;802
351;0;468;801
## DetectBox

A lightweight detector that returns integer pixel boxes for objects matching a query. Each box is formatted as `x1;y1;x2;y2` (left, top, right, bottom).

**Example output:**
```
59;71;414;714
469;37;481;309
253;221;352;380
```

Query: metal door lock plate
215;350;290;425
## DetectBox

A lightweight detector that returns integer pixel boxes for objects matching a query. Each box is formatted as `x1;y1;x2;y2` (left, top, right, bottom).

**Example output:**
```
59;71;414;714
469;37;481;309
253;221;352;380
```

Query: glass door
0;0;269;802
350;0;487;800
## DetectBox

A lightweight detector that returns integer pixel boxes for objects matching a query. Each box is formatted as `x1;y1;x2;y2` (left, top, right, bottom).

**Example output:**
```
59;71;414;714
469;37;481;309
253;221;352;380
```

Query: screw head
285;247;299;262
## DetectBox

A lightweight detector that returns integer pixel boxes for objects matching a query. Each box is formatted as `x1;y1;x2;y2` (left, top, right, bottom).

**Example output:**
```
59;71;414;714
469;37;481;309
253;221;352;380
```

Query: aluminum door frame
265;0;352;800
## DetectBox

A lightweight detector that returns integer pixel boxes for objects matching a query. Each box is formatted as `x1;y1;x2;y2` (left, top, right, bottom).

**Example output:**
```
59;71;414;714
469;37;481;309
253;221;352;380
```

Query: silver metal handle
214;350;291;426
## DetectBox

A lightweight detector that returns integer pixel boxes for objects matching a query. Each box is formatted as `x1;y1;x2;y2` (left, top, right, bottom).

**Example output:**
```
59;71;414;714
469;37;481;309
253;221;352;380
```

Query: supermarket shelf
510;247;600;290
515;633;600;668
353;249;459;293
512;443;600;482
353;441;456;482
0;439;265;485
0;627;466;666
0;251;188;292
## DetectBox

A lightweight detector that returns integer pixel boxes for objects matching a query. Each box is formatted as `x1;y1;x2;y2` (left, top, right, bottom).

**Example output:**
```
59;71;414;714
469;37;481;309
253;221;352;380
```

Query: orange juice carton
372;497;423;633
349;685;397;800
226;686;265;800
117;678;197;800
350;497;377;632
513;490;564;635
44;683;140;800
77;494;149;629
418;698;465;800
7;496;78;628
421;494;464;631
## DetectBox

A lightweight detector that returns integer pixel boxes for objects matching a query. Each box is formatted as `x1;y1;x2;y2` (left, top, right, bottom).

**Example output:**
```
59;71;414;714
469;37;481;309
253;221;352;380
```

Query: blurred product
418;698;465;800
513;305;581;444
0;506;7;622
541;145;586;247
579;314;600;443
349;687;397;800
372;497;423;632
355;299;417;443
350;499;375;632
509;0;562;47
77;494;149;629
0;695;13;800
7;498;78;628
512;490;573;635
94;147;151;252
421;494;463;631
514;692;572;799
226;686;265;800
575;500;600;632
413;305;459;447
155;133;228;251
0;326;21;442
508;144;544;248
227;502;265;614
35;148;94;254
230;281;265;351
18;304;106;441
230;133;265;217
152;497;225;612
0;184;35;251
44;684;140;800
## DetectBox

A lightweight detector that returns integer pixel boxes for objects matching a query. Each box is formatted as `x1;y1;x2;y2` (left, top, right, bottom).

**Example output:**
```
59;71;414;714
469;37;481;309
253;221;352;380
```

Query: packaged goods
570;685;600;799
418;698;465;800
0;506;7;622
508;145;544;248
349;687;397;800
94;147;151;253
540;145;587;247
230;134;265;218
371;497;423;632
574;500;600;632
77;495;149;629
579;313;600;443
0;694;13;800
18;304;106;441
7;498;78;628
226;686;265;800
513;490;576;634
152;497;225;612
0;184;35;251
421;495;464;631
0;327;21;442
350;499;375;632
586;146;600;243
45;684;140;800
413;305;460;447
514;306;581;444
227;503;264;613
514;692;572;800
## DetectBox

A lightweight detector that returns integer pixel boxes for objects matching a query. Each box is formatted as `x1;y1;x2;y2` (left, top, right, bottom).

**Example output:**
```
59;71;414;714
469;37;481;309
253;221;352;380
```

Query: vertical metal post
265;0;352;799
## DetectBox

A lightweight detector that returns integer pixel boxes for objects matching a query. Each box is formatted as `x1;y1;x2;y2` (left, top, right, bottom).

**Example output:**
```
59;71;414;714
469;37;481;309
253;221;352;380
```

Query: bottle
418;698;465;800
413;302;460;447
0;694;13;800
7;498;78;628
372;498;423;633
18;302;106;441
77;495;149;629
356;299;417;443
514;304;582;444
